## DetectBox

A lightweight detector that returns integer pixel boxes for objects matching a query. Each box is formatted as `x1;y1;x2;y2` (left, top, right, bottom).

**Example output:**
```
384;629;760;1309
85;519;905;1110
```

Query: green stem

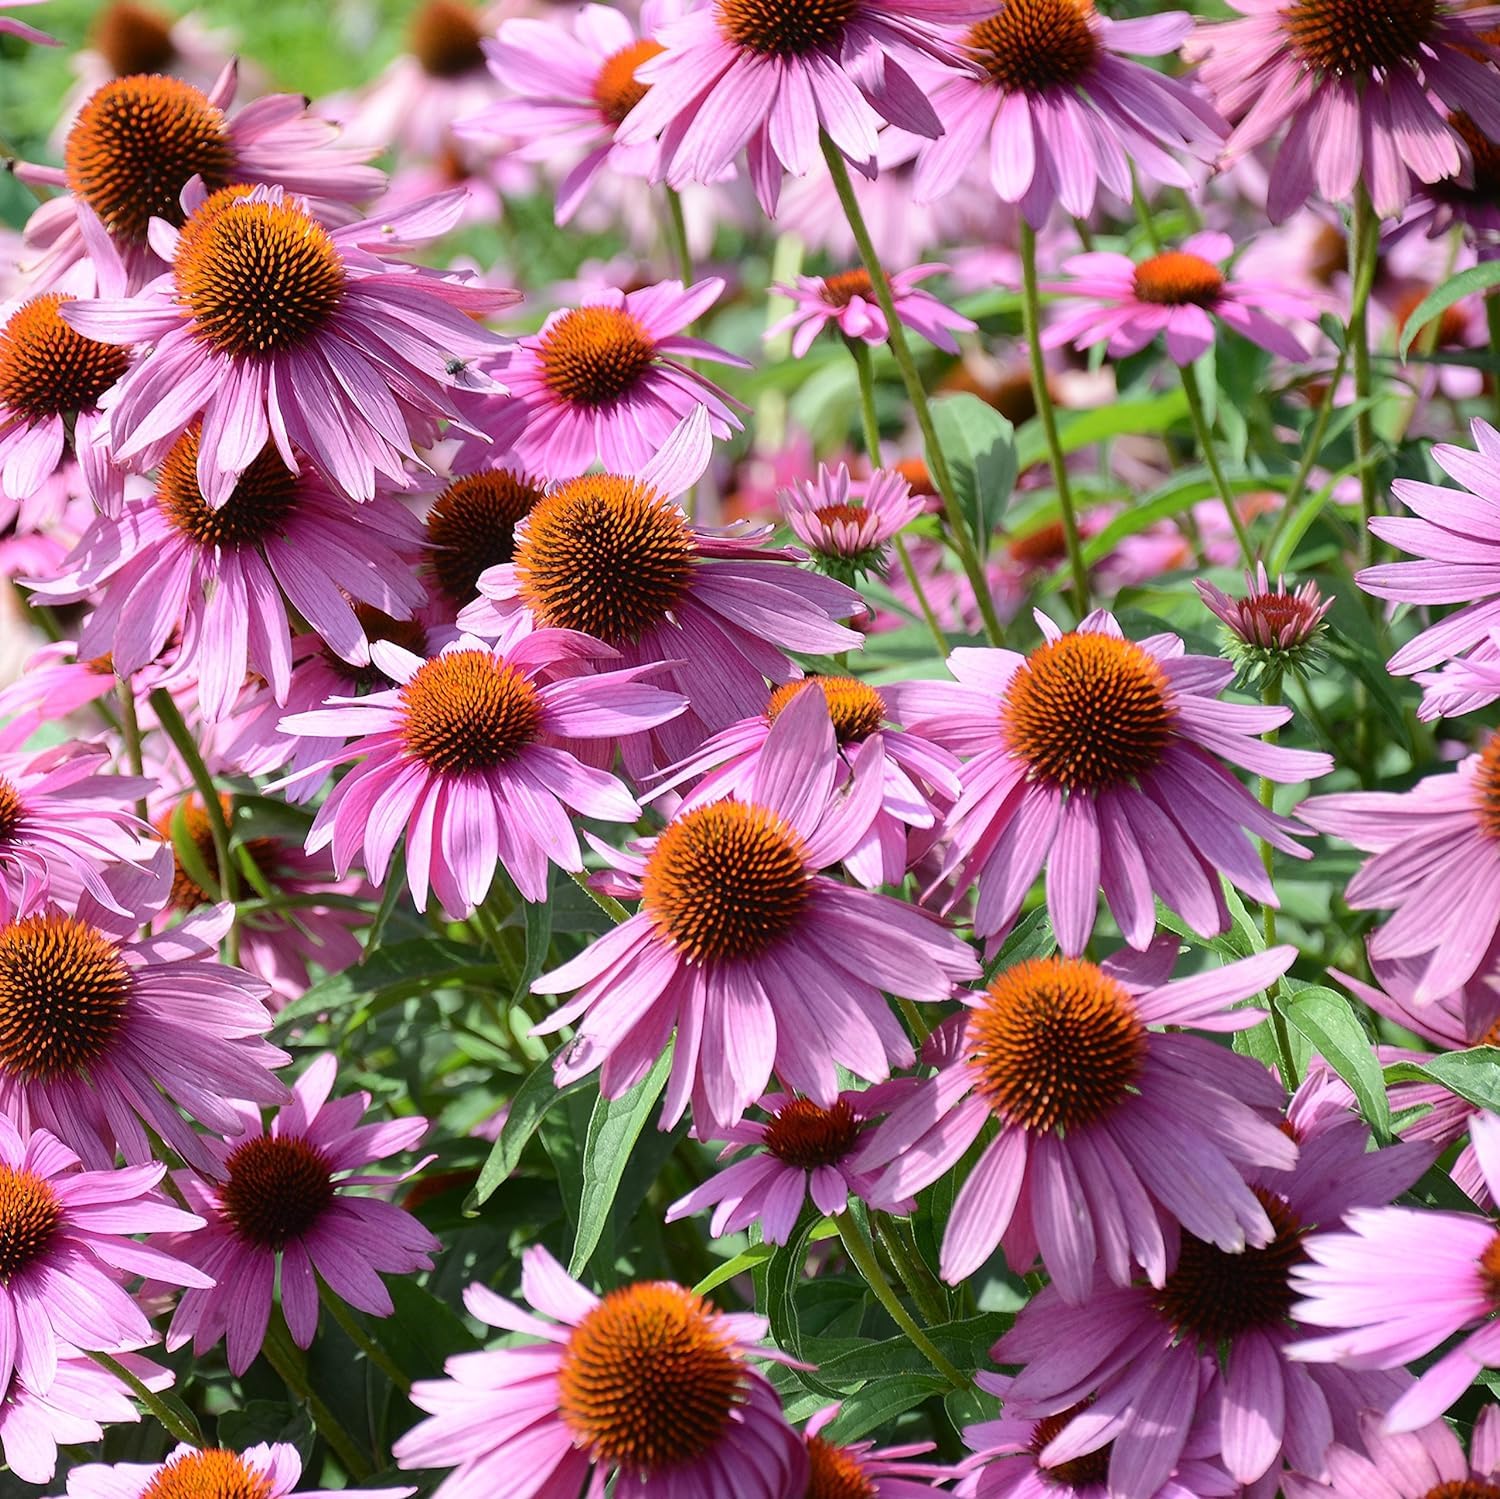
874;1214;949;1328
819;133;1005;646
848;337;948;658
317;1273;413;1395
262;1315;373;1480
118;678;150;826
895;996;931;1049
1131;170;1162;253
833;1210;969;1389
88;1350;203;1448
1488;296;1500;429
663;185;694;286
1347;186;1381;566
1018;221;1090;617
1178;360;1255;567
1271;344;1351;547
569;867;630;925
149;688;237;906
1258;673;1299;1090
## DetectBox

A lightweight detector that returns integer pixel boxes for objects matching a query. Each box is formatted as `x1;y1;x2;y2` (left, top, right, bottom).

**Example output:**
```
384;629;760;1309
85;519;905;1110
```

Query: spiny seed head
0;294;130;421
218;1133;336;1250
1029;1408;1112;1489
538;306;658;407
407;0;487;76
157;426;301;547
1475;732;1500;841
399;650;544;776
140;1449;276;1499
715;0;861;57
0;1166;62;1284
1280;0;1439;77
89;2;178;76
766;677;886;745
594;40;665;125
425;470;543;606
763;1097;863;1169
1132;251;1225;308
806;1434;878;1499
965;0;1099;92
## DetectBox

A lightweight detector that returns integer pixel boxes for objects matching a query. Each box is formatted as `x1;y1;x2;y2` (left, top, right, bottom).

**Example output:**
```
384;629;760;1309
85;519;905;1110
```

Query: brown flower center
175;191;346;358
407;0;487;77
425;470;543;606
1003;632;1174;792
538;306;658;407
820;269;875;308
0;779;23;844
1306;223;1348;285
1132;252;1225;308
594;40;665;125
1449;112;1500;203
0;915;131;1082
715;0;861;56
155;794;279;910
1394;283;1470;347
767;676;886;745
0;1166;62;1284
219;1133;336;1249
1154;1190;1307;1341
1007;520;1070;569
806;1433;878;1499
1481;1231;1500;1305
968;957;1146;1134
558;1282;746;1475
1281;0;1438;77
332;607;428;690
515;475;696;644
1030;1409;1112;1489
158;426;301;547
65;75;236;245
0;294;130;422
764;1097;863;1169
399;650;543;776
1475;732;1500;840
141;1451;275;1499
1422;1484;1500;1499
89;2;177;76
965;0;1099;91
643;802;811;962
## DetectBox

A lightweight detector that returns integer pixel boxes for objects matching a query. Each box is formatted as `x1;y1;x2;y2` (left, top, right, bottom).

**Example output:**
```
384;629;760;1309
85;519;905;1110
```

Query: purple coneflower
800;1404;958;1496
889;609;1331;955
498;278;746;477
1358;419;1500;720
1299;731;1500;1000
282;626;686;917
60;184;515;505
393;1247;808;1499
1288;1111;1500;1434
1193;0;1500;220
856;939;1299;1291
61;1442;415;1499
650;672;961;890
768;263;975;356
666;1087;912;1244
458;408;863;773
0;0;53;43
991;1077;1429;1499
1040;231;1320;365
915;0;1224;226
534;687;979;1133
163;1053;437;1375
1285;1405;1500;1499
1197;562;1332;686
34;424;426;721
779;464;926;585
0;856;288;1173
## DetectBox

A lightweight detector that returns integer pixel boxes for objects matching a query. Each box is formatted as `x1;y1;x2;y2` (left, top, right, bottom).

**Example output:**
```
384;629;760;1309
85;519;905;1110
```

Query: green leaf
1397;262;1500;356
1284;985;1390;1139
218;1400;315;1462
168;796;219;907
1016;389;1189;470
928;393;1017;558
944;1381;997;1438
1384;1046;1500;1114
379;1276;479;1381
512;880;555;1007
569;1047;673;1276
983;906;1055;979
691;1244;777;1297
466;1044;594;1211
275;938;500;1027
826;1375;947;1442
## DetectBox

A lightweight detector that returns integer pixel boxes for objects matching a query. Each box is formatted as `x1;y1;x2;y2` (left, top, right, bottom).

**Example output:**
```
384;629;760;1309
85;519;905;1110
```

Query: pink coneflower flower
282;626;687;917
533;687;980;1133
34;423;427;721
64;4;241;118
890;609;1332;955
458;409;864;773
0;740;151;922
1288;1110;1500;1434
779;464;926;586
914;0;1224;226
460;1;673;224
1405;111;1500;247
393;1245;808;1499
1357;419;1500;720
1298;731;1500;1001
0;1347;171;1485
1197;562;1332;685
666;1087;913;1244
61;1442;415;1499
856;940;1298;1291
990;1077;1429;1499
800;1404;957;1495
59;184;515;505
18;63;383;290
0;856;288;1174
0;1113;209;1396
417;460;544;618
163;1053;437;1375
0;0;52;44
614;0;956;214
1285;1405;1500;1499
768;263;975;357
498;278;746;478
958;1368;1238;1499
1040;232;1319;365
1193;0;1500;222
651;672;961;889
